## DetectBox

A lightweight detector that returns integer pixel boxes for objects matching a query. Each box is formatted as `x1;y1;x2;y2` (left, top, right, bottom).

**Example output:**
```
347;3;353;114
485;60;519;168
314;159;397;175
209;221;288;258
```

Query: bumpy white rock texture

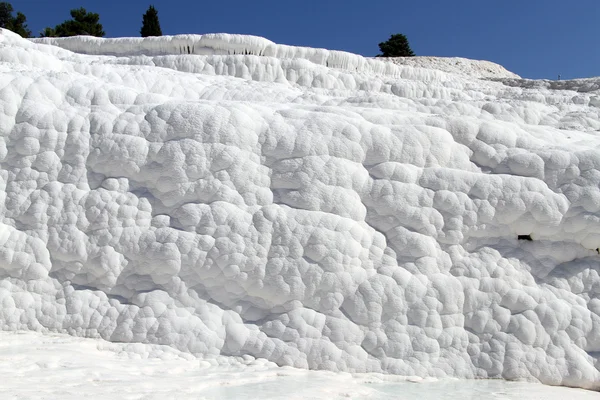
1;29;600;389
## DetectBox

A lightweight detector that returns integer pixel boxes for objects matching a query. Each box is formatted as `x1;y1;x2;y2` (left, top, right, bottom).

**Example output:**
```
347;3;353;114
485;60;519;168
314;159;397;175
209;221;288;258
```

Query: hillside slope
1;29;600;389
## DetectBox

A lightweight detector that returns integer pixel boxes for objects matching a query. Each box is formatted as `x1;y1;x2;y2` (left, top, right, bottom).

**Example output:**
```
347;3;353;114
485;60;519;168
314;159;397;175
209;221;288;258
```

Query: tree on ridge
377;33;415;57
0;2;13;28
140;5;162;37
0;2;32;38
40;7;105;37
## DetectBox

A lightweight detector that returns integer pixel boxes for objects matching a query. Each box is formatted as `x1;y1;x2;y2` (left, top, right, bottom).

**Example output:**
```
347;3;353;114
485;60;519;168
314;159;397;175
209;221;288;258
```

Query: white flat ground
0;331;597;400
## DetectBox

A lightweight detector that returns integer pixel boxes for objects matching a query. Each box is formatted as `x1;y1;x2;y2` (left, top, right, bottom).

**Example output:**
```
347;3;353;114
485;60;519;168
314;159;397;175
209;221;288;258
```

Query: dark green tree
39;27;57;37
6;11;31;37
0;2;12;27
377;33;415;57
140;5;162;37
41;7;105;37
0;2;32;38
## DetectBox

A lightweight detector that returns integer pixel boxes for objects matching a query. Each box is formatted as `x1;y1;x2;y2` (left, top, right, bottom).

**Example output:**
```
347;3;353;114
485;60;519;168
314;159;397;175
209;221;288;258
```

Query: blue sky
13;0;600;79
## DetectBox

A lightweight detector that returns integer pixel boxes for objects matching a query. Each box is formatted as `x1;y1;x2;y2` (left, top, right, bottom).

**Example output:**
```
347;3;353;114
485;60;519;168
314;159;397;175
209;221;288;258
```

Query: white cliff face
1;28;599;389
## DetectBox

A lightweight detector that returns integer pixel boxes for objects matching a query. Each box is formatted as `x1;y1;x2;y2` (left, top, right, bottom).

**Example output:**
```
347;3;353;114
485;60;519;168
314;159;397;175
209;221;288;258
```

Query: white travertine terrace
0;29;599;389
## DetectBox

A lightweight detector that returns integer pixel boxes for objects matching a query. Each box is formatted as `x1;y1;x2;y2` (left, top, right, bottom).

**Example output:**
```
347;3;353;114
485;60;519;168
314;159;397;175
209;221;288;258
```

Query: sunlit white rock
0;28;599;390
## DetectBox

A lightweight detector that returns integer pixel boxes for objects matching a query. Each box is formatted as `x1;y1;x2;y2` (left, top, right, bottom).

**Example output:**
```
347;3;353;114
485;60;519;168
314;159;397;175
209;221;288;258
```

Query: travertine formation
1;29;599;389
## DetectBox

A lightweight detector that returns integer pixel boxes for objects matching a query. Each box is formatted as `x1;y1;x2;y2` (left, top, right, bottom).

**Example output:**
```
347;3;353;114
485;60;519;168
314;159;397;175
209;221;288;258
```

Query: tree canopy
0;2;32;38
0;2;12;28
140;5;162;37
378;33;415;57
41;7;105;37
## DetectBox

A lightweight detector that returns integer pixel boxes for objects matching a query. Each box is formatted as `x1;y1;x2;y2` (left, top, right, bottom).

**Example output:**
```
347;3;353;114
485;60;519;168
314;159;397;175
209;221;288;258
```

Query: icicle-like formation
30;33;519;81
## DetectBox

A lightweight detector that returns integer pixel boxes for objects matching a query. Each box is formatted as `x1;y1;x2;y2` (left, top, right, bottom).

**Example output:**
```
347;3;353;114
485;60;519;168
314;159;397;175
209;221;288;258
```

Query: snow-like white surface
31;34;520;80
1;28;600;390
1;330;598;400
388;56;520;79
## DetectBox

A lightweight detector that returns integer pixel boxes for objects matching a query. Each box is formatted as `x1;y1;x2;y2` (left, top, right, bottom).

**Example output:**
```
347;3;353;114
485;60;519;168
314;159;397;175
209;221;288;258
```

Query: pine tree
0;2;32;38
377;33;415;57
6;11;31;37
42;8;105;37
39;27;57;38
140;5;162;37
0;2;12;28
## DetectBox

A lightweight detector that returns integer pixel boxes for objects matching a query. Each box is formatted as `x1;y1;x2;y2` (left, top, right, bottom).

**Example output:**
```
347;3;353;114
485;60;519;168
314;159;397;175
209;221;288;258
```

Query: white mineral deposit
0;27;599;397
